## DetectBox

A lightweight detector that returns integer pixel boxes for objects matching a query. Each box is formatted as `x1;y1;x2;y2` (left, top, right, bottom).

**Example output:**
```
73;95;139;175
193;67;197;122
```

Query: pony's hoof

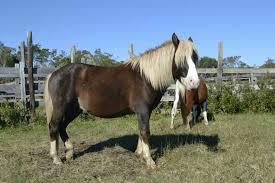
135;151;143;158
146;158;156;169
204;121;209;125
170;125;174;129
65;150;74;161
53;157;63;165
186;125;191;131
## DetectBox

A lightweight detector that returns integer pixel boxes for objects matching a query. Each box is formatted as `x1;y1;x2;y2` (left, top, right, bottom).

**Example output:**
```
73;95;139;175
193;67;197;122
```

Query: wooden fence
1;65;275;104
1;38;275;105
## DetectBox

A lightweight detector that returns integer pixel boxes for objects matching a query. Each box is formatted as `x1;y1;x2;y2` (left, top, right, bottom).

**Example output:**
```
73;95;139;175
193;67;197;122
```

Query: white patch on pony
142;141;156;169
50;140;62;165
203;111;208;125
50;140;57;157
78;98;87;113
135;137;143;156
182;56;200;90
65;139;73;150
65;139;74;160
171;80;186;129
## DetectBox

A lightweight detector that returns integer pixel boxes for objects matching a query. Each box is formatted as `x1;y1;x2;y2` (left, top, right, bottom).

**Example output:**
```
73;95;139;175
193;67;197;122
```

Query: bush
208;85;243;114
208;84;275;114
242;87;275;113
0;103;25;128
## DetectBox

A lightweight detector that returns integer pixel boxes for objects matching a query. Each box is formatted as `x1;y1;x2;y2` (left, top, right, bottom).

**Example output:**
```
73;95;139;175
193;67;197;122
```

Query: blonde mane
126;40;197;90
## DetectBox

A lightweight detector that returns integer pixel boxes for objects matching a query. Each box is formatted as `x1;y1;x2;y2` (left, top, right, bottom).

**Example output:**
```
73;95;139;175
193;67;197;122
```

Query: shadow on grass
75;133;221;160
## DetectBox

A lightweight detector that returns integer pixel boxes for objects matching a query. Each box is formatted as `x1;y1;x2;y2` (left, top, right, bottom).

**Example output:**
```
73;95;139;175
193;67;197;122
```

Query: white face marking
181;57;200;90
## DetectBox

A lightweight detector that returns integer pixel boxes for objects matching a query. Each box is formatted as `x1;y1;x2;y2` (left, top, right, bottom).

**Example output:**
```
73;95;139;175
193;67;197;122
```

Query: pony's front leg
137;111;156;169
179;97;190;130
170;88;180;129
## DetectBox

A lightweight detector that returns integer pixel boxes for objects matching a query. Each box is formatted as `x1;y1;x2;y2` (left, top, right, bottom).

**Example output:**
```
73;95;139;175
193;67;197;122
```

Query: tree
92;49;119;66
52;50;70;67
260;58;275;68
32;44;57;67
238;61;251;68
197;57;217;68
0;42;19;67
222;56;250;68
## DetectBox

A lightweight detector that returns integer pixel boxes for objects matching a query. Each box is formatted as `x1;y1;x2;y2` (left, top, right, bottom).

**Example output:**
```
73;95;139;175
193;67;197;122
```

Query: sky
0;0;275;66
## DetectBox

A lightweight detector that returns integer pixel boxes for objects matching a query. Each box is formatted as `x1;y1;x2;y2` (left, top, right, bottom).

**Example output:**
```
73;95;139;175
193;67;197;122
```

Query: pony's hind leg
59;107;81;161
202;101;208;125
192;104;198;123
59;125;74;161
49;121;62;165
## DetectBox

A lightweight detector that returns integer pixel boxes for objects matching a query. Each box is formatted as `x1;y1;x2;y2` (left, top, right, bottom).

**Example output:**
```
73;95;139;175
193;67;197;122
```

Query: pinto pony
44;33;200;168
170;79;208;129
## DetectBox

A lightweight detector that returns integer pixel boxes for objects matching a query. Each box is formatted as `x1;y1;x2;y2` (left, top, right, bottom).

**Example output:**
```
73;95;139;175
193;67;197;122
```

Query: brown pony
44;33;200;168
171;79;208;129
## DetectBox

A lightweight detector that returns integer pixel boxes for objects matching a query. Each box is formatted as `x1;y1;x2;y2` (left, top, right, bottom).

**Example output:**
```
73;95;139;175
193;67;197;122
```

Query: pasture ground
0;113;275;182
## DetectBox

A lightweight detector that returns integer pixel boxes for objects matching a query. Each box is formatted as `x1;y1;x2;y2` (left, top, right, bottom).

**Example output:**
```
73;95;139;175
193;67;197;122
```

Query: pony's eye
181;67;188;77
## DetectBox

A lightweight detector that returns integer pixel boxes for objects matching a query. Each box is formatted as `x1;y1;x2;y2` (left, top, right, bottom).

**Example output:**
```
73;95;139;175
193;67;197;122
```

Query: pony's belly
78;95;132;118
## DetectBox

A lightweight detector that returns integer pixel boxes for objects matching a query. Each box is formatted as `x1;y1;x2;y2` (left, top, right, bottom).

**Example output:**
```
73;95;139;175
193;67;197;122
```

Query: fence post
217;41;223;92
20;42;26;104
128;43;134;58
14;64;20;100
27;31;35;117
71;45;76;63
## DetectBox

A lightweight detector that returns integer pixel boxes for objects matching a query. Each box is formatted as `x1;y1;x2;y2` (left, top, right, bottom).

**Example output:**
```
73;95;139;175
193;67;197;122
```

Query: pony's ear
188;37;193;42
172;33;179;47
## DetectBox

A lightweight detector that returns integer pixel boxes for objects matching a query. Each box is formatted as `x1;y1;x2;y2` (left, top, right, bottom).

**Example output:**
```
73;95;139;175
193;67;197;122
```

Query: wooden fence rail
1;66;274;104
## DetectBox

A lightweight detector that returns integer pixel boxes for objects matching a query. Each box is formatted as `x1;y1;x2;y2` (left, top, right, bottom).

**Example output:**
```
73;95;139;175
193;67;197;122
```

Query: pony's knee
49;123;59;140
140;128;150;142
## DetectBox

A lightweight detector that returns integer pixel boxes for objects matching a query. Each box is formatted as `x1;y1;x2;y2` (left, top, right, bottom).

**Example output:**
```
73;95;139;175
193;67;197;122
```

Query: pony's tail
44;73;53;124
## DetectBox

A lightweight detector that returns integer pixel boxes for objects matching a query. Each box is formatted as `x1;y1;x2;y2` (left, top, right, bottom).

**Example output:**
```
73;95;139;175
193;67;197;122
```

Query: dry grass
0;113;275;182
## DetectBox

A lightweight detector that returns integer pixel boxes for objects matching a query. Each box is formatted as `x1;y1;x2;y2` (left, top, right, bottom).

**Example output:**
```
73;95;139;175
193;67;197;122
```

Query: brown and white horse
44;33;200;168
170;79;208;129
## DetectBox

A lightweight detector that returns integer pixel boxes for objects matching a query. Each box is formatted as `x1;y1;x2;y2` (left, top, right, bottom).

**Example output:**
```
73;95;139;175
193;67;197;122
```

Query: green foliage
0;42;19;67
0;103;25;128
242;87;275;113
92;49;119;66
208;84;275;114
208;85;243;114
198;57;217;68
260;58;275;68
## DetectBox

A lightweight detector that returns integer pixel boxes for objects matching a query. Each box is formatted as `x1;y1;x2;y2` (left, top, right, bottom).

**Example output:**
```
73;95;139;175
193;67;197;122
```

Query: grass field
0;113;275;183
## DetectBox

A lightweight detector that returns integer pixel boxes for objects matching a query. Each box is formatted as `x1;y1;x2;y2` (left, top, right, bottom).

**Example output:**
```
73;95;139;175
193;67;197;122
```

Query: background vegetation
1;41;275;68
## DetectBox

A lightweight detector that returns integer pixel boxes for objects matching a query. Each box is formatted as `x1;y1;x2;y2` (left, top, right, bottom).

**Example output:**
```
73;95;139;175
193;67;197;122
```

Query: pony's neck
128;41;176;90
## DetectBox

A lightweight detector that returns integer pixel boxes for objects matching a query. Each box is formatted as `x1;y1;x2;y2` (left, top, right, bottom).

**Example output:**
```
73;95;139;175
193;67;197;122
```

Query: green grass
0;113;275;182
